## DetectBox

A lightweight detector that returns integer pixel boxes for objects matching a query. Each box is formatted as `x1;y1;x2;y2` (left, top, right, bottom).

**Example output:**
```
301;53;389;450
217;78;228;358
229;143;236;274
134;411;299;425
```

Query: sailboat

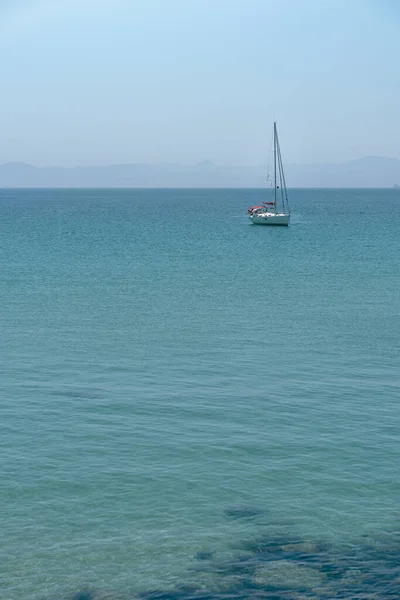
248;122;290;225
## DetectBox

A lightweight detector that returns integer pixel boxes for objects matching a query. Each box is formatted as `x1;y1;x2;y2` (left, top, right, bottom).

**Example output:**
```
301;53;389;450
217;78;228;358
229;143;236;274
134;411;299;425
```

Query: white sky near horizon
0;0;399;166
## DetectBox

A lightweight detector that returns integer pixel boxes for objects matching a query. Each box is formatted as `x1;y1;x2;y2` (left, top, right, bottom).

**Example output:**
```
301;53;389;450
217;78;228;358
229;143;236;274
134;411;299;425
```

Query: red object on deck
247;205;264;214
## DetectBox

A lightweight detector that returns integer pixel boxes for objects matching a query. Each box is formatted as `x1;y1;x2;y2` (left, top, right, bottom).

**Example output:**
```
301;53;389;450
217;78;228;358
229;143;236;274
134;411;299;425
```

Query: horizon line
0;186;398;190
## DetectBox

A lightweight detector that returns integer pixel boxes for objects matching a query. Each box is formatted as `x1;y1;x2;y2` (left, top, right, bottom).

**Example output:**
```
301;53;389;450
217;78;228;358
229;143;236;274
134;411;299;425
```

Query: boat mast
273;122;277;211
275;125;290;215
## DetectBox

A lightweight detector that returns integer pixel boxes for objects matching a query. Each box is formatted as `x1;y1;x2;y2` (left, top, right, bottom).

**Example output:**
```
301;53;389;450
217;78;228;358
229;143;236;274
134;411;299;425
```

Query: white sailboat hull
250;212;290;226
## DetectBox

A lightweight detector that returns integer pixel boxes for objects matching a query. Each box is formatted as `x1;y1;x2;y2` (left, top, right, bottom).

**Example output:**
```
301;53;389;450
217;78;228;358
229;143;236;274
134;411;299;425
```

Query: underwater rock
339;567;366;585
280;542;319;555
72;592;94;600
253;560;326;591
240;533;305;562
65;530;400;600
195;551;214;561
224;505;266;520
71;591;129;600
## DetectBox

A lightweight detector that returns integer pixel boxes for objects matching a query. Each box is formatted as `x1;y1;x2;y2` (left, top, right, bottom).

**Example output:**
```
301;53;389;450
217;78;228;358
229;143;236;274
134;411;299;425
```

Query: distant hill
0;156;399;188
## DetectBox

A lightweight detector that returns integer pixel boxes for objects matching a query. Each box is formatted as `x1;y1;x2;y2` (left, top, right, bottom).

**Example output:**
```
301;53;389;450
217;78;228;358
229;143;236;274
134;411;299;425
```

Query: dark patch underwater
65;528;400;600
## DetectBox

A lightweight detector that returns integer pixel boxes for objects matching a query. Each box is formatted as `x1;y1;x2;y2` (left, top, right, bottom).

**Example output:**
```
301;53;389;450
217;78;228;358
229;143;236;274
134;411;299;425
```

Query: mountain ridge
0;156;399;188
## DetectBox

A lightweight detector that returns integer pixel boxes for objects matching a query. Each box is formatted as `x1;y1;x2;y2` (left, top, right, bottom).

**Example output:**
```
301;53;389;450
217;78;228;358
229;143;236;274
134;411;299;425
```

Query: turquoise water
1;188;399;599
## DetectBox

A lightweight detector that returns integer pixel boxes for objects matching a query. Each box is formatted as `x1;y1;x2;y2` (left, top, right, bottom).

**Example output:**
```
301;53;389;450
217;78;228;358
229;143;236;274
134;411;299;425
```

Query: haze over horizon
0;155;399;188
0;0;399;168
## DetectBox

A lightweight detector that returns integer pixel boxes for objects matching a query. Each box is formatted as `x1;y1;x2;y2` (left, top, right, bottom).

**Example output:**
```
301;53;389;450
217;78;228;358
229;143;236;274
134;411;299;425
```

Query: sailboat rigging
247;123;290;226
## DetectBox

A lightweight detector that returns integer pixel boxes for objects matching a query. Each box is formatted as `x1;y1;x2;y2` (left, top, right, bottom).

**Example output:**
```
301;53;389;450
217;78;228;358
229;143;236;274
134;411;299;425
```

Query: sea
1;188;399;600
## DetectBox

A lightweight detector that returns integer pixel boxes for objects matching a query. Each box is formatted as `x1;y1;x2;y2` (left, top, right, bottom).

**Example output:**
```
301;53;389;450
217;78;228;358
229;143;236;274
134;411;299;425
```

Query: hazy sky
0;0;399;166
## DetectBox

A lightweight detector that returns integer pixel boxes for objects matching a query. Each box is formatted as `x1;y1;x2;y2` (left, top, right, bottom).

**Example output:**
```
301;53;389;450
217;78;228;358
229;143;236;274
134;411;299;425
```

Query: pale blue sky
0;0;399;166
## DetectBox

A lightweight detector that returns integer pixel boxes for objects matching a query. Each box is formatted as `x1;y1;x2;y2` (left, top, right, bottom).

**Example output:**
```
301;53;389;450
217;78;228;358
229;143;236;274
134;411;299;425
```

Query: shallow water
1;188;399;599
